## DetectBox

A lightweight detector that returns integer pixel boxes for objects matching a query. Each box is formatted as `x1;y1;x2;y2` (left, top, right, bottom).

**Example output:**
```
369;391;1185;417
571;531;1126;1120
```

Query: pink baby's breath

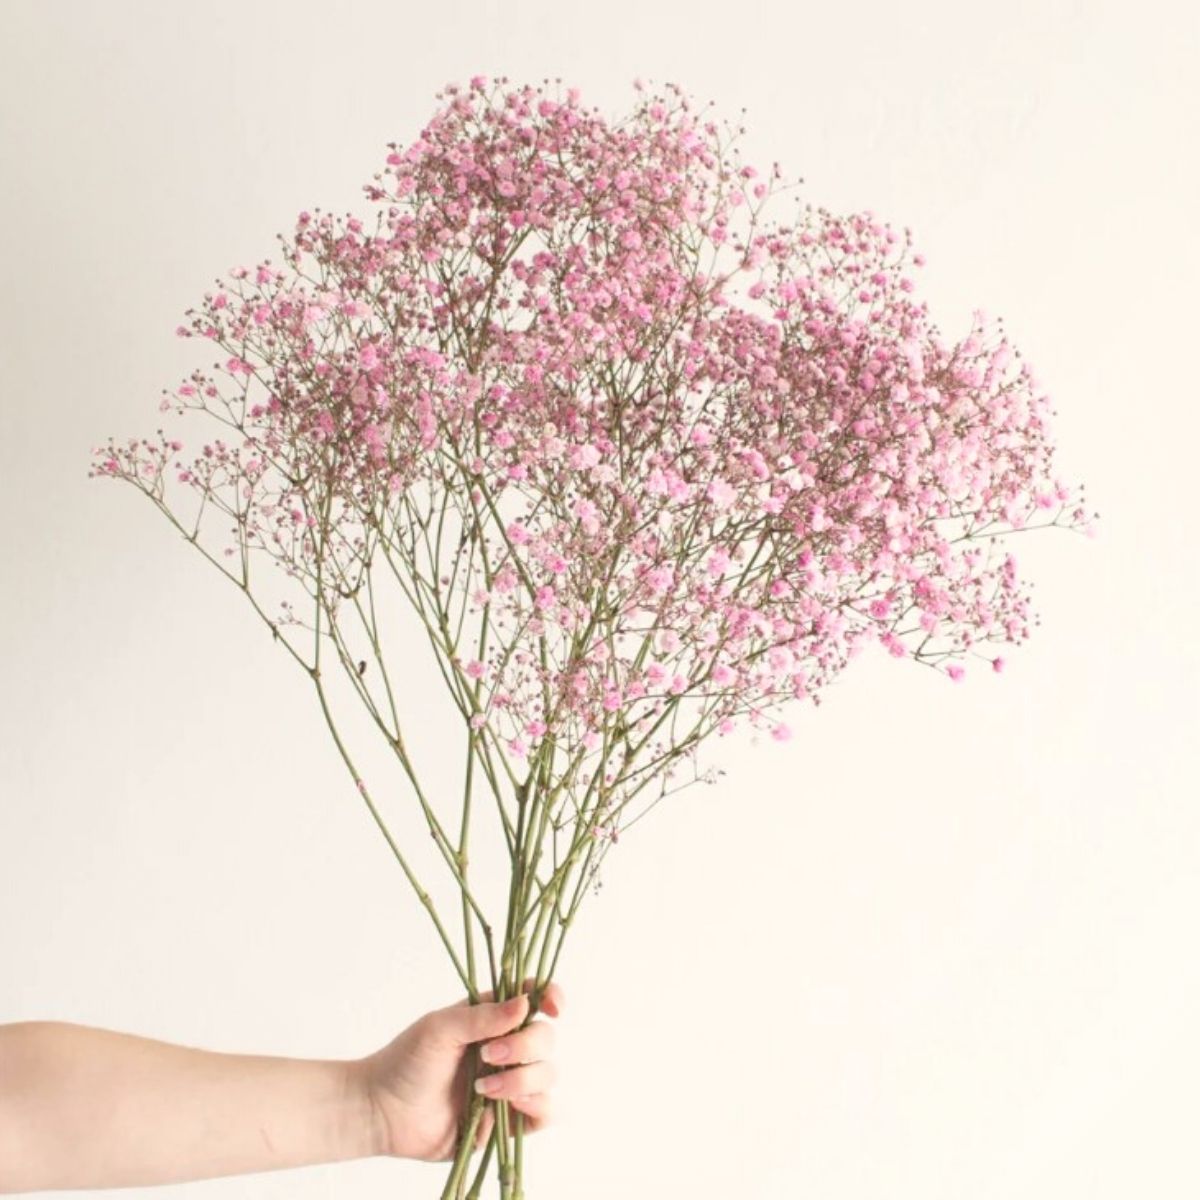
91;81;1095;1193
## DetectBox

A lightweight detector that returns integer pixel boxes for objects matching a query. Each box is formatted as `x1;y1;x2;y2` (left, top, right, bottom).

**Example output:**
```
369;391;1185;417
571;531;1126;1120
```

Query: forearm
0;1021;384;1192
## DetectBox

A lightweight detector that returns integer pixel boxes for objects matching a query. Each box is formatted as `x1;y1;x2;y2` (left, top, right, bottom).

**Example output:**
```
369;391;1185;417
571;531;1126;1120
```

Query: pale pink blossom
573;498;600;534
706;546;731;575
645;565;674;593
569;443;602;470
707;479;736;510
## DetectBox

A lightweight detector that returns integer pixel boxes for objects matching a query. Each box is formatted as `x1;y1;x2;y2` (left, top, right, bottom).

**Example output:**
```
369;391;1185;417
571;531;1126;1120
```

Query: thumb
441;993;529;1046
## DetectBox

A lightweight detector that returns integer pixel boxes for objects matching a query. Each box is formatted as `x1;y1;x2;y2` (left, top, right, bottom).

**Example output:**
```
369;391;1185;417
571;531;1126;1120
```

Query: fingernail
475;1075;500;1095
481;1041;510;1063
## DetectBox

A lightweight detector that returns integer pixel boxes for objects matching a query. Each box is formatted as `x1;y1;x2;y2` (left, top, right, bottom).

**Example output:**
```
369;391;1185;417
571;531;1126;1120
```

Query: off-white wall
2;1;1196;1196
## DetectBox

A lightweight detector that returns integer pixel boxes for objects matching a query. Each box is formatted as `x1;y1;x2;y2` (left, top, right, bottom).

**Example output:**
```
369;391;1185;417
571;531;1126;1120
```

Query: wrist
342;1056;391;1159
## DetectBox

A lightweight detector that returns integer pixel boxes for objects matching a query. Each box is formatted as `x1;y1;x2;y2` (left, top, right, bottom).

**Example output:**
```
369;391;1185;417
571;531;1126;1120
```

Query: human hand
354;978;563;1162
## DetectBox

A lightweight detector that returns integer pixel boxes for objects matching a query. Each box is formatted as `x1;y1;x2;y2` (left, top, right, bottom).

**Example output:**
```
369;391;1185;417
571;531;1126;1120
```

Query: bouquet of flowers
89;75;1097;1198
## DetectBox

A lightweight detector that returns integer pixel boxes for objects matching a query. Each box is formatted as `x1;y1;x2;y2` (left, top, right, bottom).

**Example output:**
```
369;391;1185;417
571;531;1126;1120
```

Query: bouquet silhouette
90;76;1096;1198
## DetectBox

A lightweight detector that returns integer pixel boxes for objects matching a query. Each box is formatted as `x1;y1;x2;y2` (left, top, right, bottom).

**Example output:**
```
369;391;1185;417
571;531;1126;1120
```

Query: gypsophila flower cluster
92;76;1094;801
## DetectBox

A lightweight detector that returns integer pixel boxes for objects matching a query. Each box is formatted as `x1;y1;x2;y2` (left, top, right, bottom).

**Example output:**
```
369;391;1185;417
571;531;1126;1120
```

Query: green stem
308;665;474;994
465;1127;496;1199
460;726;479;997
513;1107;525;1199
439;1089;487;1200
495;1095;512;1195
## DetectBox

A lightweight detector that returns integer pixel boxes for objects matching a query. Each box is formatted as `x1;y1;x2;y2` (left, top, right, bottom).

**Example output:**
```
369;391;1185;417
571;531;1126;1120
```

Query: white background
2;1;1197;1196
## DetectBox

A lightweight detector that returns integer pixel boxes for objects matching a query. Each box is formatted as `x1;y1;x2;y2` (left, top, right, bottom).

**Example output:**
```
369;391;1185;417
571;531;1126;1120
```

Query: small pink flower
506;521;531;545
573;498;600;534
465;659;485;680
948;664;965;682
570;443;602;470
992;656;1005;674
707;478;736;510
645;565;674;593
666;473;692;502
771;722;792;742
767;646;793;674
706;546;731;575
603;690;622;712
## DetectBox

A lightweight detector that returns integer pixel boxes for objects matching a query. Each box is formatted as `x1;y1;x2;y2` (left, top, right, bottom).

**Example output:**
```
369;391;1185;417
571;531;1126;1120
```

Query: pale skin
0;979;562;1192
